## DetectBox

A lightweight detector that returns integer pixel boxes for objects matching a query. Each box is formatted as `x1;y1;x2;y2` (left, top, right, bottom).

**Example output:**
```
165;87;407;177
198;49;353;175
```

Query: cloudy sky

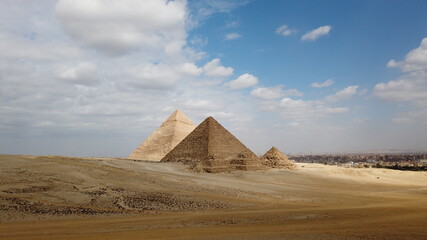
1;0;427;156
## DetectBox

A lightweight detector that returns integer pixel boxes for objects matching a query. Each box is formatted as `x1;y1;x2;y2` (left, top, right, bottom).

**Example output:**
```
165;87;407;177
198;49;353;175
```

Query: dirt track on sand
1;154;427;239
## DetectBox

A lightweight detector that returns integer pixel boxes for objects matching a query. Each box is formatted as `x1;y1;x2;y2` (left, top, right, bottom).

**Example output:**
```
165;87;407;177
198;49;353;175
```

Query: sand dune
1;154;427;239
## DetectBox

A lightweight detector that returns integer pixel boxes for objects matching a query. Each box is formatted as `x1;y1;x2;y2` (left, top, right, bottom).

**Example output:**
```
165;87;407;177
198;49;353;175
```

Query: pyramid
128;110;196;161
261;146;296;170
161;116;265;173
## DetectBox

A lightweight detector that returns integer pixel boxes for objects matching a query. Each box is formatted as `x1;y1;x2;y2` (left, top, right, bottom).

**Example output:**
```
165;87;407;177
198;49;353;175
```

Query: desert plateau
1;154;427;240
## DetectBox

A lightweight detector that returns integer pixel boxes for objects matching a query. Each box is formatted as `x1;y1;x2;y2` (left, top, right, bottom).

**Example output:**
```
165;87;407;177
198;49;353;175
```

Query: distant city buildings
289;153;427;171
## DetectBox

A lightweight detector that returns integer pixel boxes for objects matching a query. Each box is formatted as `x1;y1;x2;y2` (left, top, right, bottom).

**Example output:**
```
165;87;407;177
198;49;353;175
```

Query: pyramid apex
266;146;284;155
198;116;218;125
270;146;280;151
165;109;193;125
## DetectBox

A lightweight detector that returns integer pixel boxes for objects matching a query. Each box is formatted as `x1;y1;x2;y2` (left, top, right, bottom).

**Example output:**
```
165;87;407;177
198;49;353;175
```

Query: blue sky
195;0;427;88
1;0;427;156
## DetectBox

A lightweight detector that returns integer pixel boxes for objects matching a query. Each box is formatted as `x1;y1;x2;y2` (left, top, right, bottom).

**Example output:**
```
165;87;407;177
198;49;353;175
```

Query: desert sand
1;154;427;239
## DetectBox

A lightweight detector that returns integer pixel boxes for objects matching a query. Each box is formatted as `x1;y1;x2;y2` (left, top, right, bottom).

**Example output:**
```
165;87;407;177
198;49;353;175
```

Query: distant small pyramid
128;110;196;161
261;146;296;170
161;116;265;173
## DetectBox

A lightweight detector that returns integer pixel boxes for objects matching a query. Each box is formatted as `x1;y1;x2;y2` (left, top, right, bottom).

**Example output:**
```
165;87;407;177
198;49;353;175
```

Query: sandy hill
128;110;196;161
261;146;296;170
161;116;265;173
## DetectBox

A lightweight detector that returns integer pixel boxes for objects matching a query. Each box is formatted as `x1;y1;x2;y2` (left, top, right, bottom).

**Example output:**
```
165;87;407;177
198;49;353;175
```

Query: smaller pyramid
128;110;196;161
261;146;296;170
161;117;265;173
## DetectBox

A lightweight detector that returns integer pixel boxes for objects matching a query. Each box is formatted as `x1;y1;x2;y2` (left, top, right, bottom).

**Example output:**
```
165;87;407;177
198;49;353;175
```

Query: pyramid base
261;158;296;170
189;158;267;173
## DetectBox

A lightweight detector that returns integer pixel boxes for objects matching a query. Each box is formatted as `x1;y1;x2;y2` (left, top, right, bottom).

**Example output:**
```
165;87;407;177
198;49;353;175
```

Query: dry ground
0;154;427;239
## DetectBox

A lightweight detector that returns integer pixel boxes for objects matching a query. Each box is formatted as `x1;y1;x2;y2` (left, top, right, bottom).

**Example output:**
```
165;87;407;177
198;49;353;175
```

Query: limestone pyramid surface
128;110;196;161
161;116;265;173
261;146;296;170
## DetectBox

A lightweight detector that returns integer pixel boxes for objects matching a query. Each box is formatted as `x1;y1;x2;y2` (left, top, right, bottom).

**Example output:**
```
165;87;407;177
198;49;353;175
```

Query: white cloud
392;117;412;124
250;86;302;100
352;118;369;124
0;32;82;62
375;38;427;108
176;62;203;76
285;89;304;97
123;62;202;90
253;85;359;125
225;32;241;40
301;25;332;42
227;73;258;89
202;58;233;77
251;87;283;100
391;108;427;124
275;25;296;36
375;37;427;123
182;99;220;111
374;71;427;106
190;35;208;47
225;20;239;28
190;0;248;21
289;122;300;127
358;88;369;96
55;0;188;55
325;85;359;102
407;109;427;123
387;38;427;72
57;62;99;86
310;79;334;88
277;97;348;121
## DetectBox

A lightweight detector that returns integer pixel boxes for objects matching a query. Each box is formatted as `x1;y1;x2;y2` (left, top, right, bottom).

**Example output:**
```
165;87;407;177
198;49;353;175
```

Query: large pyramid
128;110;196;161
161;116;265;173
261;146;296;170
